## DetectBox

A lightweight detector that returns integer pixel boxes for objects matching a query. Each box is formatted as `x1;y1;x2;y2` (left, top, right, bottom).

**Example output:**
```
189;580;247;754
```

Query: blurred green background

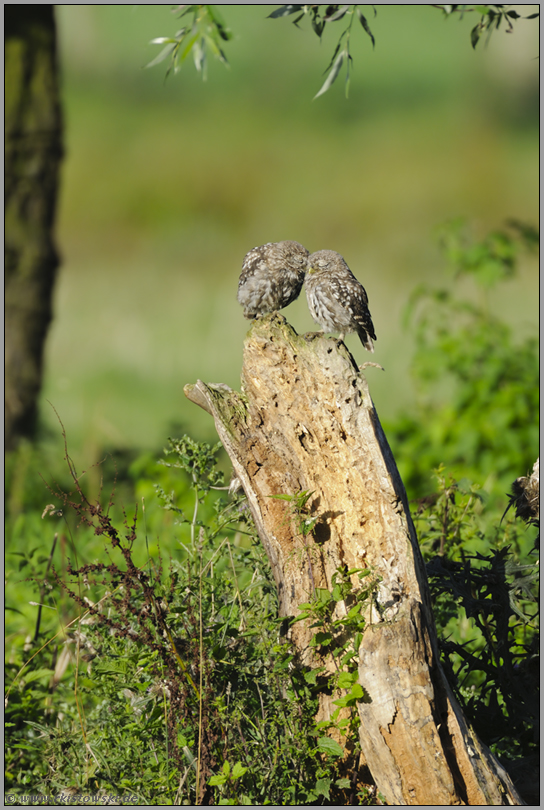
43;4;538;467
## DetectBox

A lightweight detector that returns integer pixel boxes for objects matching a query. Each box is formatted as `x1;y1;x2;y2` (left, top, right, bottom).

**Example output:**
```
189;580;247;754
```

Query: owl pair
237;240;376;352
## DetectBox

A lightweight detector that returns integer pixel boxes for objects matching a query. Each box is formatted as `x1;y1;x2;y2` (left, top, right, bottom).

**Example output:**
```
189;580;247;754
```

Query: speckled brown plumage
305;249;376;352
237;240;309;319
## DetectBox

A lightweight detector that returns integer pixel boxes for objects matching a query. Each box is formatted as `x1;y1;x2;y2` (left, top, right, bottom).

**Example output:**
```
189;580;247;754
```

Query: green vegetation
385;218;539;506
5;5;538;805
5;438;380;805
5;219;538;804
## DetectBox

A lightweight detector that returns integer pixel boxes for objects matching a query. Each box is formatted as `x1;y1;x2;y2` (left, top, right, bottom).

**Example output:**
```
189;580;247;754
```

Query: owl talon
359;362;384;372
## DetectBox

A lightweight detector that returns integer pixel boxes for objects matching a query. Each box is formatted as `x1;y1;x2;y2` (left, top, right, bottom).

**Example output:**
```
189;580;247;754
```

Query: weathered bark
5;5;63;450
185;314;524;806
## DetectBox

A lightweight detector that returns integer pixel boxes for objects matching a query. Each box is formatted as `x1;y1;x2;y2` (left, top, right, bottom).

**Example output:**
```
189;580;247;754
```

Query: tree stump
185;314;524;806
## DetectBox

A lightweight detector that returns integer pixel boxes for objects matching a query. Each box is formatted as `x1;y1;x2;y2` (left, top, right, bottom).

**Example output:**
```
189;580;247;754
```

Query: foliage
148;4;539;97
414;466;539;763
6;437;381;806
293;566;379;736
268;4;376;99
432;4;540;50
385;218;539;504
147;4;232;80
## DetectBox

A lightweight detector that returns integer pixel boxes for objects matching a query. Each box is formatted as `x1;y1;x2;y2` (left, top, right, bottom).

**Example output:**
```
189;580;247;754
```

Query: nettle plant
7;436;385;806
294;566;379;735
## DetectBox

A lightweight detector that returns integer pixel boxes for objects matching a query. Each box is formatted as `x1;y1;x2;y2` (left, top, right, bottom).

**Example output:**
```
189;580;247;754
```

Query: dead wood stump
185;314;524;806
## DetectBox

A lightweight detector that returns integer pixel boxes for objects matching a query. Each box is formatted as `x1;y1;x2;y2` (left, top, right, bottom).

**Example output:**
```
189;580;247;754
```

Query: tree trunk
185;314;524;806
5;5;63;450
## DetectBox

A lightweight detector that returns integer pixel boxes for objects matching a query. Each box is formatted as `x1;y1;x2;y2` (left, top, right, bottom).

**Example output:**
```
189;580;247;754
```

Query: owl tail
358;328;375;353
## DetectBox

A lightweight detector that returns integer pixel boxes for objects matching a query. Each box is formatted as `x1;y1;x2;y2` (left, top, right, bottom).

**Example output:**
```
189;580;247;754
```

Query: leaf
315;777;331;799
336;777;352;788
333;682;364;707
356;8;376;48
268;5;304;19
470;23;482;49
145;43;176;69
317;736;344;757
180;32;201;64
314;49;346;99
311;16;325;36
325;5;350;22
336;670;357;689
310;630;333;647
20;668;53;685
346;602;363;621
315;587;332;605
209;773;228;786
231;761;248;780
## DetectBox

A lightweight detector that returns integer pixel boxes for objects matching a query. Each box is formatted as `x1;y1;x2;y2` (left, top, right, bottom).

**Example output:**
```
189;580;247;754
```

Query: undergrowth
6;436;380;806
5;221;539;805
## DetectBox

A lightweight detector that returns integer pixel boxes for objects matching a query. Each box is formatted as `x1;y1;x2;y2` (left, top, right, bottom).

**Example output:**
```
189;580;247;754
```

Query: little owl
237;240;309;319
305;249;376;352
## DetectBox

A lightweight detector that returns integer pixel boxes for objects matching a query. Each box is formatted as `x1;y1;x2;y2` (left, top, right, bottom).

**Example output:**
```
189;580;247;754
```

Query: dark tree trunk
5;5;63;450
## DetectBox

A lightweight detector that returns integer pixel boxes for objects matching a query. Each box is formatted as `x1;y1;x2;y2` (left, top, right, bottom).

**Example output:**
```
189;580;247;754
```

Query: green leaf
317;736;344;757
209;773;228;786
336;777;352;788
145;43;176;69
314;49;345;99
336;670;357;689
333;682;364;707
311;630;333;647
470;23;482;49
20;668;53;685
315;777;331;799
180;32;201;64
268;5;304;19
315;587;332;605
325;5;350;22
346;602;363;620
231;761;248;780
356;8;376;48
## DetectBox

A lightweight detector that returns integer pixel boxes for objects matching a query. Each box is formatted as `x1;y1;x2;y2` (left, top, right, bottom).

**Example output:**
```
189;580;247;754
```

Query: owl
305;250;376;352
237;240;309;319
